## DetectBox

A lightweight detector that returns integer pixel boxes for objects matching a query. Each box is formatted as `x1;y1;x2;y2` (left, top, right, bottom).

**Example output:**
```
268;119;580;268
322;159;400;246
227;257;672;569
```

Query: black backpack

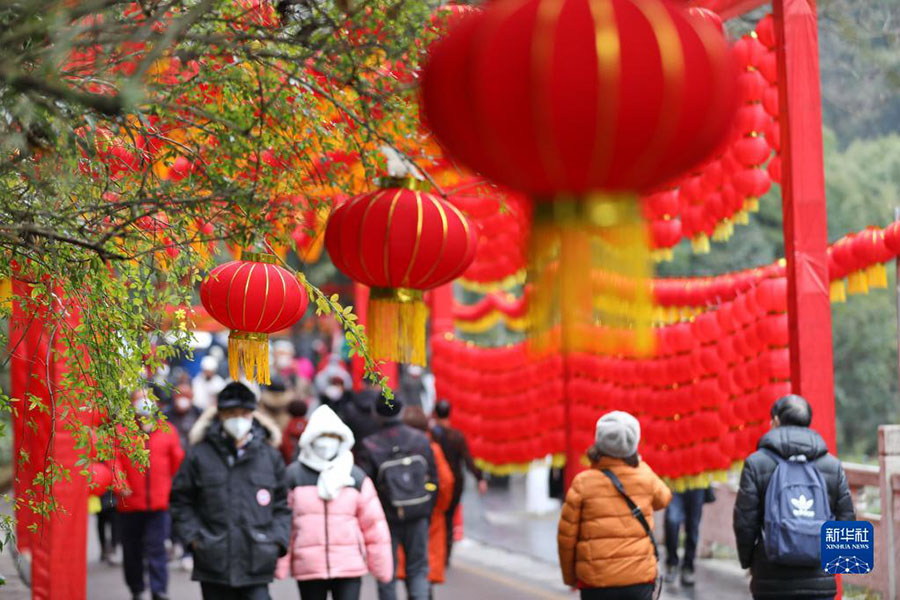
375;444;433;521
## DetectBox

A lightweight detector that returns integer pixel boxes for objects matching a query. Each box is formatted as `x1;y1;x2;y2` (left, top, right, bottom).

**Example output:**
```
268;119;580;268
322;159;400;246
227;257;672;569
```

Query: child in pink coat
276;405;393;599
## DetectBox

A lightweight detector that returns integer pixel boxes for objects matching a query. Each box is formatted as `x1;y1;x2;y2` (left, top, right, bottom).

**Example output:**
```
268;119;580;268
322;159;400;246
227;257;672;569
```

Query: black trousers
200;582;271;600
580;583;654;600
297;577;362;600
96;506;120;555
120;510;169;595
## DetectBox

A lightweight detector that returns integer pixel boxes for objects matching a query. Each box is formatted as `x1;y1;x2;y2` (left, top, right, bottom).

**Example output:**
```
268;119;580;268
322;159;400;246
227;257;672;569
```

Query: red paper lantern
756;14;776;49
885;221;900;255
852;226;893;288
650;218;682;250
325;180;477;364
88;462;113;494
200;253;308;383
421;0;738;195
733;136;771;168
755;278;788;313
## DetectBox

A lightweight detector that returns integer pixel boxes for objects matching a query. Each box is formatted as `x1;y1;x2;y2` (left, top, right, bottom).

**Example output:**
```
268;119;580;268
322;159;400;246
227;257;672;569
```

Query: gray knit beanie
594;411;641;458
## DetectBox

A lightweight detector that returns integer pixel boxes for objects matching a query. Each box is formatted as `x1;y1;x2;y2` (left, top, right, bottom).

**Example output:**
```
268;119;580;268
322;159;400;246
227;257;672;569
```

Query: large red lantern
421;0;737;195
200;253;308;383
421;0;737;356
325;179;477;364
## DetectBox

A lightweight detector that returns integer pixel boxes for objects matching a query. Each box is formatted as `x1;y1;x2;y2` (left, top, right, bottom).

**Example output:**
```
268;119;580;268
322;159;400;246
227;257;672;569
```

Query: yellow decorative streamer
829;279;847;303
368;288;428;366
529;194;654;357
847;271;869;295
866;263;888;289
229;331;271;385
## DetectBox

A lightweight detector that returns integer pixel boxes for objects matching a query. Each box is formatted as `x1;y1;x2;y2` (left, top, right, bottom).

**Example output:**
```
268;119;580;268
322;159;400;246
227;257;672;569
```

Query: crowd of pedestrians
97;324;857;600
98;327;474;600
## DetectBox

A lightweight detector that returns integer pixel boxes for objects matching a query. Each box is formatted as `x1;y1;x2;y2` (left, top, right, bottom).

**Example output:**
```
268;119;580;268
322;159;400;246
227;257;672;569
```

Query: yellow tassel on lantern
847;271;869;295
528;195;654;357
865;263;888;289
712;221;733;242
228;331;271;384
651;248;674;263
368;288;428;365
691;234;711;254
829;279;847;303
745;198;760;212
734;210;750;225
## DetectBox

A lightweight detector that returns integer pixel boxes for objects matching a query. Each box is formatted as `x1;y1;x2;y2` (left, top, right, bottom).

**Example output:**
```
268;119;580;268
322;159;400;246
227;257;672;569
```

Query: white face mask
276;355;293;369
174;396;192;412
324;385;343;401
311;436;341;461
222;416;253;441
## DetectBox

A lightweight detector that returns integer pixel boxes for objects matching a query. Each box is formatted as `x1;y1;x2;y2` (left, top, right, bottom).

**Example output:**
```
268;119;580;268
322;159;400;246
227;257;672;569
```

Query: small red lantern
200;253;308;383
325;179;477;364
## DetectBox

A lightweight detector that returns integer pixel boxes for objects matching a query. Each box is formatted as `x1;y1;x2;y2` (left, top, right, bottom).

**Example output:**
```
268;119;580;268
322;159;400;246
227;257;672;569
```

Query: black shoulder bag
601;469;663;600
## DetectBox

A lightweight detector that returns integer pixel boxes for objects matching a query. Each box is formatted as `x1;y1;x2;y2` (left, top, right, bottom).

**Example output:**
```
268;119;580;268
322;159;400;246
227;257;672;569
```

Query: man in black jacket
357;396;438;600
170;382;291;600
431;399;487;565
733;395;855;599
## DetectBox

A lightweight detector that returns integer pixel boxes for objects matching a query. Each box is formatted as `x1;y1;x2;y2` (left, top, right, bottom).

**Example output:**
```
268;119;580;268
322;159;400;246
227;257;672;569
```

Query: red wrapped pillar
11;284;88;599
773;0;837;452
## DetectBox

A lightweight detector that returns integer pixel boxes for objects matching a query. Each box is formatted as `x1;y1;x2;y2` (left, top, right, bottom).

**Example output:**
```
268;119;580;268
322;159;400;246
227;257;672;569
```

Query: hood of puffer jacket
757;425;828;461
188;406;282;447
298;405;355;456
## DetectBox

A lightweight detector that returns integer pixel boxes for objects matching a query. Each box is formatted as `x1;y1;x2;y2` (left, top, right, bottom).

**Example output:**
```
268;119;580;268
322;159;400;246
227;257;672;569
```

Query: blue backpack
762;449;833;566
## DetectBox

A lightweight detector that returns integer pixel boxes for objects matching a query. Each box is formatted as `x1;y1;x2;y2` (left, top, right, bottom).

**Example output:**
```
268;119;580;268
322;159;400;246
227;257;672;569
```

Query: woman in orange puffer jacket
557;411;672;600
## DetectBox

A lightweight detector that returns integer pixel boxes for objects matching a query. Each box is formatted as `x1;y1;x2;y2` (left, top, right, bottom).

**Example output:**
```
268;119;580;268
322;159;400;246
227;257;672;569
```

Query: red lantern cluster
434;278;792;479
431;336;565;468
643;17;781;257
571;278;791;479
446;192;531;284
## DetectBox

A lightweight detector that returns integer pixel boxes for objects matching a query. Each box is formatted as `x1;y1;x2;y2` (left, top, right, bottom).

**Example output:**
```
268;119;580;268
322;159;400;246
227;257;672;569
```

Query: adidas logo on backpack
790;494;815;518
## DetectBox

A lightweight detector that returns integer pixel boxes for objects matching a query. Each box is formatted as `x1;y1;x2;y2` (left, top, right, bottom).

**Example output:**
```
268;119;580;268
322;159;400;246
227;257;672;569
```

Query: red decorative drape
11;283;89;599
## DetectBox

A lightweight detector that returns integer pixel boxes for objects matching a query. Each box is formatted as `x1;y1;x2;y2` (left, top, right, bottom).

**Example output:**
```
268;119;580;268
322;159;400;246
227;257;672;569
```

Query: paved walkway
0;473;756;599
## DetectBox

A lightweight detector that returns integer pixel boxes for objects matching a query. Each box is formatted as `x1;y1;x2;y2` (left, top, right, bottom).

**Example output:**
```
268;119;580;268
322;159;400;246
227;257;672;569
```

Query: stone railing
695;425;900;600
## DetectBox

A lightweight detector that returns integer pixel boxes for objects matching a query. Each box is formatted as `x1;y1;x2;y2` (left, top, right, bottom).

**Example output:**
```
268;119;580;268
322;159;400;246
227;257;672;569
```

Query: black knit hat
375;393;402;418
217;382;257;411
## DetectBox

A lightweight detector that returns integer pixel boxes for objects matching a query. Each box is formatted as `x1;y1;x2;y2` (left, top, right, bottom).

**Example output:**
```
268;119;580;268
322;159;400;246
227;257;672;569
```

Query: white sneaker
180;556;194;572
108;547;123;566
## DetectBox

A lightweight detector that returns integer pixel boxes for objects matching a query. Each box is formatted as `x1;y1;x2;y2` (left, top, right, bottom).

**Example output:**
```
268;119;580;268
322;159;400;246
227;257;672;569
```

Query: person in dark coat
169;382;291;600
430;399;487;564
733;395;855;600
356;396;438;600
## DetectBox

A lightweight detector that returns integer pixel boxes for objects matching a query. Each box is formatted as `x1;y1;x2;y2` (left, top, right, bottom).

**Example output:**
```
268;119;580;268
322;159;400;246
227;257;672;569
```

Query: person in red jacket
115;389;184;600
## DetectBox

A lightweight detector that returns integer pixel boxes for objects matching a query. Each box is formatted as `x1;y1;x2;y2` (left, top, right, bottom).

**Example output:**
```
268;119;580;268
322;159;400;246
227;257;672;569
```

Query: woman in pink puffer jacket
276;405;393;599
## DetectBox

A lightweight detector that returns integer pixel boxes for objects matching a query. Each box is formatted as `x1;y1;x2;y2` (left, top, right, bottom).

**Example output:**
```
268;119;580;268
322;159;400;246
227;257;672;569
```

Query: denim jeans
664;488;706;570
377;517;430;600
